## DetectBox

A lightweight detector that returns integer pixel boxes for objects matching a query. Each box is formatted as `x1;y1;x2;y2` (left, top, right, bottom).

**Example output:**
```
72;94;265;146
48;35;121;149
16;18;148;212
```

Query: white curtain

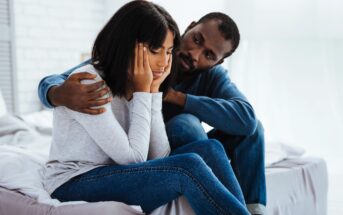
224;0;343;174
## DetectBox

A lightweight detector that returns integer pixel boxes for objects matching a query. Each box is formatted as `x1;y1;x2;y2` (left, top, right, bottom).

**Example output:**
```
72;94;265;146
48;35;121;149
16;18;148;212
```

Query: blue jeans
51;140;250;215
166;114;266;214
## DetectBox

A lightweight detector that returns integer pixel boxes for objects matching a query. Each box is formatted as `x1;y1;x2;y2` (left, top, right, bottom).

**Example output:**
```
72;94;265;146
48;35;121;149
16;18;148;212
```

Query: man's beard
178;52;195;72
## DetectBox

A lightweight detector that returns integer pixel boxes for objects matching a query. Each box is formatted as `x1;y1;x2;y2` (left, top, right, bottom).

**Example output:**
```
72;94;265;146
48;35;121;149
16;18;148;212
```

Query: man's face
177;19;233;73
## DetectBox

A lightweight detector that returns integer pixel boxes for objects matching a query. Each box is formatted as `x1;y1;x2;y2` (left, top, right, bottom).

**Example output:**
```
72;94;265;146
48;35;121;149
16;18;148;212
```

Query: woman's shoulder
69;64;103;84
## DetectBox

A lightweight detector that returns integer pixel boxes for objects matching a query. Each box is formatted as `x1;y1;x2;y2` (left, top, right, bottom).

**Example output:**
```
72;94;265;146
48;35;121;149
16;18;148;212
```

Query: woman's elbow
114;151;147;165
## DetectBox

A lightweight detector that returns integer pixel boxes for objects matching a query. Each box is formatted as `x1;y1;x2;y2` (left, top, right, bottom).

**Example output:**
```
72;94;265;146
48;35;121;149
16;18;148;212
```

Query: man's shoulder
202;65;231;81
210;65;228;74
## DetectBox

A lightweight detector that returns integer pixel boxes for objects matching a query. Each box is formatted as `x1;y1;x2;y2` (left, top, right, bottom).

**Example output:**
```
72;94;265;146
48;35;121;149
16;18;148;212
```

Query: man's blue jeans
166;113;266;214
51;140;250;215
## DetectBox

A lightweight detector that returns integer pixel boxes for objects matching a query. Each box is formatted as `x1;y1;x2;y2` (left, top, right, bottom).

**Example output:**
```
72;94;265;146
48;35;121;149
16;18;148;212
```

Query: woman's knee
175;153;207;171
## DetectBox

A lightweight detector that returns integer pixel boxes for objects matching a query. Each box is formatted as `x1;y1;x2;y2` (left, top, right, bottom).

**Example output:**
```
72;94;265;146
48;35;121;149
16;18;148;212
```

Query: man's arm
164;66;258;136
38;71;69;108
38;60;112;114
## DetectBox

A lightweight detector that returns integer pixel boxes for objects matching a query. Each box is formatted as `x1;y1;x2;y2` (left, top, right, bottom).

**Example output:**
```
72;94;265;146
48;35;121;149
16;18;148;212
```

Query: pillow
0;89;7;118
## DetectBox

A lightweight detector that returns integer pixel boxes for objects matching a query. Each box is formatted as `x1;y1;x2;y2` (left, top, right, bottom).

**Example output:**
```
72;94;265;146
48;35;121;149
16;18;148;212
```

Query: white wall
223;0;343;214
13;0;105;114
104;0;228;37
154;0;227;34
224;0;343;172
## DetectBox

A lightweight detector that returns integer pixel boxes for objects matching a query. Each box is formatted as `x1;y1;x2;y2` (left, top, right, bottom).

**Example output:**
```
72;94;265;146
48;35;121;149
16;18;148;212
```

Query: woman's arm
148;93;171;159
67;67;152;165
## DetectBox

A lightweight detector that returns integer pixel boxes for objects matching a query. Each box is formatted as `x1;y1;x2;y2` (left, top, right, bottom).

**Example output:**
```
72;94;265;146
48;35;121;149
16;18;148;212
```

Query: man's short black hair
198;12;240;57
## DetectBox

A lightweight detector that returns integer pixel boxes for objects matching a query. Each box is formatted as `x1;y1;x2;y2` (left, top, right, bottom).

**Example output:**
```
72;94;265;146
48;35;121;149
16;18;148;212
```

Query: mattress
0;157;327;215
266;157;328;215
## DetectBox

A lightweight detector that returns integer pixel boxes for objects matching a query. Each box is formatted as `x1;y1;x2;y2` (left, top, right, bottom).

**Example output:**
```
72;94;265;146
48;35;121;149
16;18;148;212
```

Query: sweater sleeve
38;60;91;108
66;68;152;165
183;67;258;136
148;93;170;160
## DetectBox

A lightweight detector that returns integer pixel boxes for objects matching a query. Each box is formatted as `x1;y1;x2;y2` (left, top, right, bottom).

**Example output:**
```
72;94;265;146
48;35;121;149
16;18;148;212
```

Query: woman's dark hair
92;0;180;97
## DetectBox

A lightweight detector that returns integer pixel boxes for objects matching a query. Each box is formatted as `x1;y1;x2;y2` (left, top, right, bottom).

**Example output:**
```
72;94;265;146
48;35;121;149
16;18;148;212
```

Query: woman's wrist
134;86;151;93
150;85;160;93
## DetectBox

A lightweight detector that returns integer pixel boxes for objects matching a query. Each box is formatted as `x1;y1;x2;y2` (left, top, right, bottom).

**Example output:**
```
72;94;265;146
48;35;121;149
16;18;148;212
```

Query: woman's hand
150;55;172;93
132;43;153;92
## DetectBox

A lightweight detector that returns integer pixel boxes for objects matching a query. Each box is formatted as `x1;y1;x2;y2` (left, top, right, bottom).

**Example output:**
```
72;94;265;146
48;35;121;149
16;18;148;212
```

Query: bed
0;92;328;215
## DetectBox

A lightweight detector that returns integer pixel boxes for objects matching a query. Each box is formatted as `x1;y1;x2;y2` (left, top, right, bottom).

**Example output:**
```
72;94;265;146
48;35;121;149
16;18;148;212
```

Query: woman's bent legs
52;151;249;215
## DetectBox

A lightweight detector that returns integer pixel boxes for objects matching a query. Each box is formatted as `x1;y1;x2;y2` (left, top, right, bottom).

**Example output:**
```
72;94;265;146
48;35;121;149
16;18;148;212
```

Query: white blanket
0;115;84;206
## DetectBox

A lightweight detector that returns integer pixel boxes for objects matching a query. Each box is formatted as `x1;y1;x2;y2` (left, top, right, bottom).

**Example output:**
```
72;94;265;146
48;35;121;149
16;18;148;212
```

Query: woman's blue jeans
51;140;249;215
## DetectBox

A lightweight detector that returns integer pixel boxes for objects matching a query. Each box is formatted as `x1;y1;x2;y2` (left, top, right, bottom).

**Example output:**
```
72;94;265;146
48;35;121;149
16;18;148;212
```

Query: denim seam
72;166;228;215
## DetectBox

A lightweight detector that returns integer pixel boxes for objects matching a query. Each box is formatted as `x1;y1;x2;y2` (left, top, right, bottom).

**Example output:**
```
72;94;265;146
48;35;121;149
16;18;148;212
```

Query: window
0;0;17;113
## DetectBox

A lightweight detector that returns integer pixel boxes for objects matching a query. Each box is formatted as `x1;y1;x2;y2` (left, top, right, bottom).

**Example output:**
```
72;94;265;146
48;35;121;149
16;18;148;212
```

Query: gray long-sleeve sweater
42;64;170;194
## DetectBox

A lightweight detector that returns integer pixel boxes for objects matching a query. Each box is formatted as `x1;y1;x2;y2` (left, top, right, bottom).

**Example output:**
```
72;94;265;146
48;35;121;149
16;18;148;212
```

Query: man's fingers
81;108;106;115
88;98;112;107
85;81;105;92
88;87;110;100
69;72;97;81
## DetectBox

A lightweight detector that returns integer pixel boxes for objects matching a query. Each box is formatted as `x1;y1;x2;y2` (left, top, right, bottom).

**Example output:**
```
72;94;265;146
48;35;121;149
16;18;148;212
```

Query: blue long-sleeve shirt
38;59;91;108
163;66;257;136
38;61;257;136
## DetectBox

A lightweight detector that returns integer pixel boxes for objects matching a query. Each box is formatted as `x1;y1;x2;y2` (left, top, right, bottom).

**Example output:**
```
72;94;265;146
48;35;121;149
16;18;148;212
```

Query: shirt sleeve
183;66;258;136
148;93;170;159
66;68;153;165
38;60;91;108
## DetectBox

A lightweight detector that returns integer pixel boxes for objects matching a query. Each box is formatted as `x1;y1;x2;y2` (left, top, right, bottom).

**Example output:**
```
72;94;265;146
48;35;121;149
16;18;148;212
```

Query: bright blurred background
1;0;342;214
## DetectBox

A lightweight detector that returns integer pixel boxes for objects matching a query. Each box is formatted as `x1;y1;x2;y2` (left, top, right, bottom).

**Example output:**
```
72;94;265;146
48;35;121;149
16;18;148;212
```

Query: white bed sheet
266;157;328;215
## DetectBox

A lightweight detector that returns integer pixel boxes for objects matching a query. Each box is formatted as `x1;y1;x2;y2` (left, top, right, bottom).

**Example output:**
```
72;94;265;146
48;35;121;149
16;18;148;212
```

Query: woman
43;1;249;215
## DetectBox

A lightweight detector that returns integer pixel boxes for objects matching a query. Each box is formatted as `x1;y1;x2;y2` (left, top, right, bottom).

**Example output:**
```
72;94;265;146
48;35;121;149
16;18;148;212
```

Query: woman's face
148;30;174;80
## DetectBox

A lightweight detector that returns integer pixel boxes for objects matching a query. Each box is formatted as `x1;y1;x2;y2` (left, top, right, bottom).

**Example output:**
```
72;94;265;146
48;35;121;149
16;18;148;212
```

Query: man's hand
163;88;186;107
48;72;112;115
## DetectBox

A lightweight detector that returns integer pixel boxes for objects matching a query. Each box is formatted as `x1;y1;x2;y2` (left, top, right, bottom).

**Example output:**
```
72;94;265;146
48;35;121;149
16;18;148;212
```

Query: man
38;12;266;215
